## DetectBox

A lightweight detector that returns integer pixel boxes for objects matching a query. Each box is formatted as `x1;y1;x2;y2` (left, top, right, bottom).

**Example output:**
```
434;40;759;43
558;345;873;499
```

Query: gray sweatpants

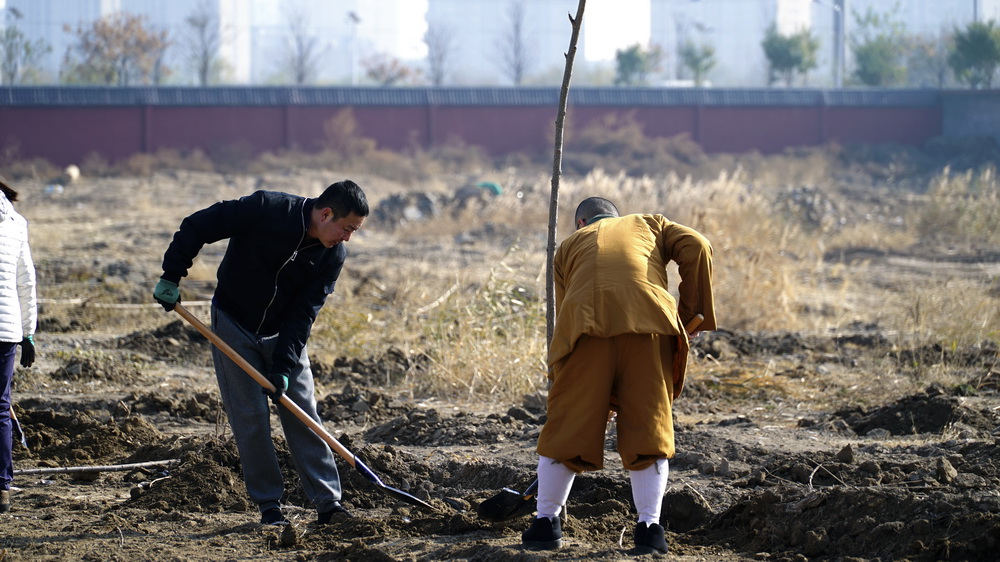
210;304;342;514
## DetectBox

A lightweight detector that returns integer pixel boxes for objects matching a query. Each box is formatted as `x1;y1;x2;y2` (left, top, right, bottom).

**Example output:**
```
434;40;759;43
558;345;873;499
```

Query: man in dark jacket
153;180;368;526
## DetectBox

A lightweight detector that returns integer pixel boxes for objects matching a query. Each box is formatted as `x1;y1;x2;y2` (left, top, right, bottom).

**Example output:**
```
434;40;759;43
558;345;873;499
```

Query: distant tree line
2;0;1000;88
758;2;1000;89
616;3;1000;89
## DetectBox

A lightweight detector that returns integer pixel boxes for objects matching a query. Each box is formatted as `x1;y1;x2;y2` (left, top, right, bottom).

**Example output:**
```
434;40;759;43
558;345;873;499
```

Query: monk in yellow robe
522;197;716;556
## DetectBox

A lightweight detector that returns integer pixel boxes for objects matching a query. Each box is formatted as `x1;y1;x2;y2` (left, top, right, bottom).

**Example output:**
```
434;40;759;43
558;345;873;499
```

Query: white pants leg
630;458;669;525
535;455;576;519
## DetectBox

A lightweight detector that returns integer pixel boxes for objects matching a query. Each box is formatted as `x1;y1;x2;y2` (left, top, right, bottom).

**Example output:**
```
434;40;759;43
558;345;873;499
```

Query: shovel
10;406;28;450
173;303;436;512
477;477;538;522
477;314;706;522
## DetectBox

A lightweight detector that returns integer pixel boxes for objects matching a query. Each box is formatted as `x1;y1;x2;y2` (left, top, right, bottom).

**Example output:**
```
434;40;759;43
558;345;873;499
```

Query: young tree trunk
546;0;586;352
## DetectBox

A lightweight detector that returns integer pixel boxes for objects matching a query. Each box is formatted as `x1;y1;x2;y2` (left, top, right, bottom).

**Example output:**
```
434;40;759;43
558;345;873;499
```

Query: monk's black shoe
521;516;562;549
633;522;668;555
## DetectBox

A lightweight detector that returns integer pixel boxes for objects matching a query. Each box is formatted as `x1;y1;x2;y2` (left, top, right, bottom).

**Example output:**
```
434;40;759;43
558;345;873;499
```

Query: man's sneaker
260;507;288;526
0;489;10;513
521;516;562;550
317;501;352;524
633;522;668;555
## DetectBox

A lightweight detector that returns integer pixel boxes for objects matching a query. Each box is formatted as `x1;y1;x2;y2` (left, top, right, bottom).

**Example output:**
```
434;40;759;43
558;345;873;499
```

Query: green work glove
18;335;35;368
153;278;180;311
262;372;289;404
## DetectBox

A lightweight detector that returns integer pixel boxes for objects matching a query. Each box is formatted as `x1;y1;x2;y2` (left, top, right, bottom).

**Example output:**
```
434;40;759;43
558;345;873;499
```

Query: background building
425;0;589;85
652;0;811;86
2;0;1000;87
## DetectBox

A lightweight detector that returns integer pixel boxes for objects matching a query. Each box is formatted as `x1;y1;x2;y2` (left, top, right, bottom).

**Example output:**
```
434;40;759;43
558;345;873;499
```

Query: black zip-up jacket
161;190;345;377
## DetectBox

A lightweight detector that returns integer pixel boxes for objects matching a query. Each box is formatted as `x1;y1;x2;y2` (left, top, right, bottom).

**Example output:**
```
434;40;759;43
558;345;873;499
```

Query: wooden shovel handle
685;313;705;334
173;303;361;471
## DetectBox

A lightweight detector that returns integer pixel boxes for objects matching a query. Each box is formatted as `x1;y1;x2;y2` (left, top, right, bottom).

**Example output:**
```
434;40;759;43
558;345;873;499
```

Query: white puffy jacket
0;194;36;343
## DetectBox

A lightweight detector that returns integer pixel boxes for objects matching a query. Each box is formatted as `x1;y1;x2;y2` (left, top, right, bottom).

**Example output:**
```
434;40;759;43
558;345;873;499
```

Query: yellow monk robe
539;214;716;472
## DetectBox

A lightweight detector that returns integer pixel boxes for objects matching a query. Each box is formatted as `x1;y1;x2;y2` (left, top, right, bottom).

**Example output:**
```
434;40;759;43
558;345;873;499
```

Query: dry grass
309;234;549;399
914;166;1000;248
312;164;998;403
6;140;1000;404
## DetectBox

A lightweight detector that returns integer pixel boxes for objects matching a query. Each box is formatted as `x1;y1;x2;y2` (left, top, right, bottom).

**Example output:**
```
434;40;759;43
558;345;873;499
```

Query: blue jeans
210;304;342;514
0;342;17;491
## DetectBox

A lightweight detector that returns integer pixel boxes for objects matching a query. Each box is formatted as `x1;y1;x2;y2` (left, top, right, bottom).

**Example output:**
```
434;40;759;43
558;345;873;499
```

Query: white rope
37;299;212;309
15;459;181;475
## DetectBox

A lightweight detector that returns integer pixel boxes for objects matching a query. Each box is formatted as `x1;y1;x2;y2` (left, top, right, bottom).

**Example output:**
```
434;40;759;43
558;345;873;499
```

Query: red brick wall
0;102;943;167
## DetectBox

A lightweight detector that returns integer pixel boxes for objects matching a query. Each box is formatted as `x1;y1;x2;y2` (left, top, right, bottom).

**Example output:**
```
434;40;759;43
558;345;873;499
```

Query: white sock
630;458;669;525
535;455;576;519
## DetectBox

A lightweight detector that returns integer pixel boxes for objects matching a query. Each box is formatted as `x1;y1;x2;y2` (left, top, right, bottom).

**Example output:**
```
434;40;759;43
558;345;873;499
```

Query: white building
651;0;814;87
426;0;593;85
425;0;662;86
243;0;427;84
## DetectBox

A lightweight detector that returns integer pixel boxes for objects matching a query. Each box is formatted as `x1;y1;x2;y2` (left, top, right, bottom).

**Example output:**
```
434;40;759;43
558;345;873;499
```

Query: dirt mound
118;320;212;364
693;328;889;360
363;408;539;447
313;347;432;387
124;454;250;514
126;391;222;422
317;382;410;426
833;385;999;437
891;340;1000;370
50;351;145;385
37;315;94;333
18;409;165;465
132;432;239;463
696;483;1000;561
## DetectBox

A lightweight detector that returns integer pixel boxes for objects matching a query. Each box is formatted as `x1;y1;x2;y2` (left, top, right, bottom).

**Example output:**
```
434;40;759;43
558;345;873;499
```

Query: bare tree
1;8;51;84
149;24;171;85
63;11;171;86
281;4;321;85
183;0;224;86
362;52;418;86
547;0;586;348
424;21;454;86
495;1;533;86
906;32;954;88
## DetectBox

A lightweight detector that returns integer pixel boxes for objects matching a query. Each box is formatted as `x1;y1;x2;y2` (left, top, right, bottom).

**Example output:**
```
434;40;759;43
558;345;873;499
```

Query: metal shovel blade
350;455;437;511
380;483;436;510
477;478;538;522
10;407;28;450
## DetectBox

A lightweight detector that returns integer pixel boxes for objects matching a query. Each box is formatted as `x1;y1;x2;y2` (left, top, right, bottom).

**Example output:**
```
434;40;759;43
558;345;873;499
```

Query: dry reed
7;145;999;403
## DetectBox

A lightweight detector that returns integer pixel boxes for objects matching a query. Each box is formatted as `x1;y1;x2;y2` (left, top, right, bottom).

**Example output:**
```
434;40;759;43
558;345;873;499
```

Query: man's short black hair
316;179;369;219
574;197;619;224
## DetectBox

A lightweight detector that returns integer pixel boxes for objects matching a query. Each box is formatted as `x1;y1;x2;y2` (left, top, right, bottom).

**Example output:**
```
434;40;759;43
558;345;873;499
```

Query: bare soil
2;168;999;561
